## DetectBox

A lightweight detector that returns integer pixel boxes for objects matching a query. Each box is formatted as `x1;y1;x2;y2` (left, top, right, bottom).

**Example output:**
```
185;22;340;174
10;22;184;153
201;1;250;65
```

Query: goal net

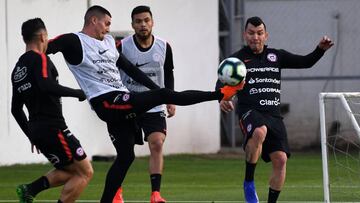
319;92;360;202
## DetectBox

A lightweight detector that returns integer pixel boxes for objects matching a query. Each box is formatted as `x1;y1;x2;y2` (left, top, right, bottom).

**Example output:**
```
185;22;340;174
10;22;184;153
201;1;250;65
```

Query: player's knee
77;160;94;182
252;126;267;143
271;152;287;169
84;164;94;182
116;143;136;163
149;139;164;153
117;151;135;164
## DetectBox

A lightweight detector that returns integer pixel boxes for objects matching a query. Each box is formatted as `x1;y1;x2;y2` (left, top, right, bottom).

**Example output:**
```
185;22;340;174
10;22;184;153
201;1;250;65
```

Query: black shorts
137;111;167;141
106;118;144;147
239;109;290;162
31;127;87;169
90;91;136;122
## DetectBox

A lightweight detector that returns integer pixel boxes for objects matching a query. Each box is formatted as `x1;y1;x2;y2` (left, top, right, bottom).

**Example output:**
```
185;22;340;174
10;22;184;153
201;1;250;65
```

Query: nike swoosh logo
98;49;109;55
244;59;252;63
135;62;150;67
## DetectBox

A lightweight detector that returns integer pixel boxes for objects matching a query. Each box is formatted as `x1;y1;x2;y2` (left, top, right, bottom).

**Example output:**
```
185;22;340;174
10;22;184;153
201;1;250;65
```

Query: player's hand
167;104;176;118
220;100;234;113
31;143;41;154
318;35;334;51
77;90;86;101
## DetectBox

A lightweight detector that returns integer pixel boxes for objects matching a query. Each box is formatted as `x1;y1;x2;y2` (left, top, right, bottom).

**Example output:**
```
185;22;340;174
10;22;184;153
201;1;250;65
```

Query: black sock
268;187;280;203
28;176;50;196
150;174;162;192
57;200;63;203
245;161;256;181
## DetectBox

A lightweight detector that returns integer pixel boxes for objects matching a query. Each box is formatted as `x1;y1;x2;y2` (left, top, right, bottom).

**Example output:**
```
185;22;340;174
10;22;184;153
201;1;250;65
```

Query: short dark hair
21;18;46;43
131;5;152;20
245;16;266;30
84;5;112;25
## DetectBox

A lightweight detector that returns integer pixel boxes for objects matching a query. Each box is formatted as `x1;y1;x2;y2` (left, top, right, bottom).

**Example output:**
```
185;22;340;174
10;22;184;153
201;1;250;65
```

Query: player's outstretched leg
132;81;245;114
244;180;259;203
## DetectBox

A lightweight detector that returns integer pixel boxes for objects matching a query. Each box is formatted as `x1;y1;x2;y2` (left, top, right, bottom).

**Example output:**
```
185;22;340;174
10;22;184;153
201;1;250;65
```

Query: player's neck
135;34;153;49
26;43;45;54
82;27;100;40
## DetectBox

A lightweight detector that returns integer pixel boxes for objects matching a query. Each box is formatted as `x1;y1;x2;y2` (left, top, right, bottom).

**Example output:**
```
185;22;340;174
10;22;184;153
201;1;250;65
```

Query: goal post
319;92;360;202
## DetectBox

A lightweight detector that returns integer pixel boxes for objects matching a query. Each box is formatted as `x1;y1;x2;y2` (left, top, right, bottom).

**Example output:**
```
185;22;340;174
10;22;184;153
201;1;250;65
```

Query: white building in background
0;0;220;165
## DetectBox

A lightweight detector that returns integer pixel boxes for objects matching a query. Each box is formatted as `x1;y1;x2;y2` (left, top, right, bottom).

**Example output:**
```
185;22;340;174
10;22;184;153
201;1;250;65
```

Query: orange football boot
220;81;245;100
150;191;166;203
112;187;124;203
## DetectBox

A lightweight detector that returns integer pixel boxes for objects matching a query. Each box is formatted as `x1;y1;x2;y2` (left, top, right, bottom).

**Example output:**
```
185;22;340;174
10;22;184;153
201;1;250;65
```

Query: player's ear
91;16;97;25
264;31;269;41
39;31;47;43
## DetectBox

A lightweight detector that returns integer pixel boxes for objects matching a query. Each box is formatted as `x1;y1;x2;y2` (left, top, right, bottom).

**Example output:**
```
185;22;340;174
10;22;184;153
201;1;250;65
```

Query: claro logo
260;97;280;106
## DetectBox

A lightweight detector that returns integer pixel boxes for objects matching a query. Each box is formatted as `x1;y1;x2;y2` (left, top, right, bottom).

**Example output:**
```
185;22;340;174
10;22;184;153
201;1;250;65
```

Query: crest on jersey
122;93;130;101
153;53;161;62
76;147;84;156
267;53;277;62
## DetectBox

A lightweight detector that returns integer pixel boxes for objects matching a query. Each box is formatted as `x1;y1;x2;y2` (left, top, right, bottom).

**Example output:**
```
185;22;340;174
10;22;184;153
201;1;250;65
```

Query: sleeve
47;33;83;65
116;53;160;90
164;43;174;90
33;54;85;100
11;90;30;138
279;46;326;69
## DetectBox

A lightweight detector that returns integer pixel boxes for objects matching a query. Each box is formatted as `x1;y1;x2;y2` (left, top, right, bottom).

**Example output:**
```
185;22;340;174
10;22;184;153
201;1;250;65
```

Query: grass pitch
0;152;354;202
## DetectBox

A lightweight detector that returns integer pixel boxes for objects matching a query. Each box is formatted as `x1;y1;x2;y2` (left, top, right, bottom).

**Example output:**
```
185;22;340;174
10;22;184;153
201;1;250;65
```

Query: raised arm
280;35;334;69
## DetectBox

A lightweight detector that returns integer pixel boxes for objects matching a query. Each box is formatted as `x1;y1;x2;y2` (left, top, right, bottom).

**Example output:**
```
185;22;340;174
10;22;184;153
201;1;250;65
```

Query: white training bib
67;32;128;100
121;35;167;112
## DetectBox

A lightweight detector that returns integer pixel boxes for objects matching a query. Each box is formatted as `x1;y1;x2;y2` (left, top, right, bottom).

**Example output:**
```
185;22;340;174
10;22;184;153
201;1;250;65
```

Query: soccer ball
218;57;247;86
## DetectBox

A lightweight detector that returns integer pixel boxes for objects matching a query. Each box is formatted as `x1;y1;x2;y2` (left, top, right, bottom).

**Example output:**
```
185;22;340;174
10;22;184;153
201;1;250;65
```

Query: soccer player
46;5;244;203
116;5;175;202
217;16;334;203
11;18;93;203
